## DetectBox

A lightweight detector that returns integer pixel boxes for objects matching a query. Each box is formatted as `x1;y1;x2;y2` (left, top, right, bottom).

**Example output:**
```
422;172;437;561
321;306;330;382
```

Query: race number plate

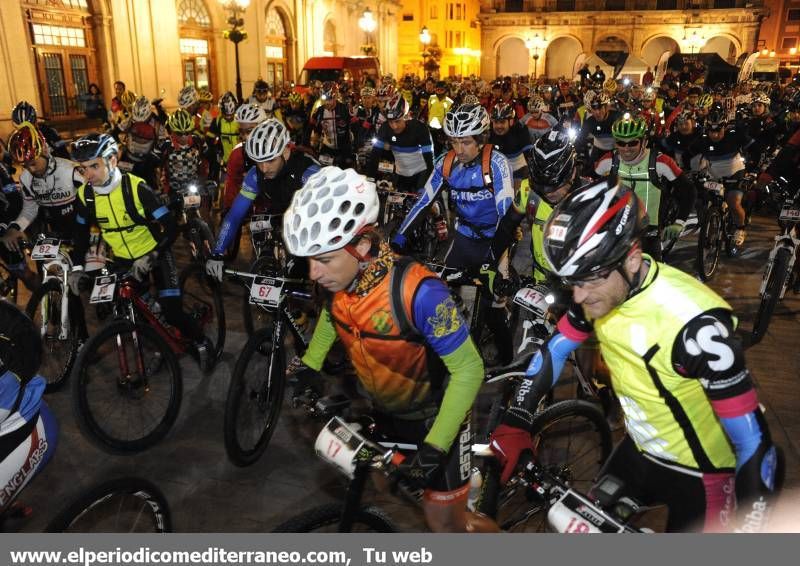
249;276;282;307
388;193;405;204
31;238;60;261
319;154;334;165
704;181;725;196
547;490;625;533
249;215;273;235
90;274;117;304
779;206;800;221
183;193;202;209
313;417;367;479
378;161;394;174
513;285;549;315
117;160;134;173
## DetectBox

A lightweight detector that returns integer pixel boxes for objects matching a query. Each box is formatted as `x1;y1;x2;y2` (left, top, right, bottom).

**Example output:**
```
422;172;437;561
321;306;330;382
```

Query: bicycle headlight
188;184;199;194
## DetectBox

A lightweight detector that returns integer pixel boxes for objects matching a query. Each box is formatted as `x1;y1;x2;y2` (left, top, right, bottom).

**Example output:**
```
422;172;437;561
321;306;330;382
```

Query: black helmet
70;132;119;162
529;130;576;196
12;101;37;126
543;180;647;281
0;302;41;382
706;108;727;129
254;79;270;93
491;102;516;121
384;93;410;120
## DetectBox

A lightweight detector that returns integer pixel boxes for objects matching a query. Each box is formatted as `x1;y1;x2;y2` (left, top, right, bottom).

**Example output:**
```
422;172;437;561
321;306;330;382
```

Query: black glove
396;443;446;491
286;356;323;400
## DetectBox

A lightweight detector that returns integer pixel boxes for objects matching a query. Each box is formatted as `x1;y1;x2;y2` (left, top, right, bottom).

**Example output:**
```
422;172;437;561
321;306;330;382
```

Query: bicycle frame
759;217;800;300
115;277;187;354
32;238;73;341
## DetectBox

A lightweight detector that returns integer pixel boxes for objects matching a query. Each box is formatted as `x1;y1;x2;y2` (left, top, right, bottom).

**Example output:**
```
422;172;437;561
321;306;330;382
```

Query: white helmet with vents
283;167;380;257
245;119;291;162
443;103;489;138
178;85;199;109
131;96;152;123
235;103;268;126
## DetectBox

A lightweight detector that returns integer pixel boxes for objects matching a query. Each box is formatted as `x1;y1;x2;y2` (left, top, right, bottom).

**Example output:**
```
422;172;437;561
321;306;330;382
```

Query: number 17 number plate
249;276;282;307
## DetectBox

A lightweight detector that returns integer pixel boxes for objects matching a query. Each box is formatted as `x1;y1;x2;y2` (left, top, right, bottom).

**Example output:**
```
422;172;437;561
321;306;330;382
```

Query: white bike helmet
219;91;238;116
283;167;380;257
245;119;290;162
443;103;489;138
752;92;771;106
235;103;268;126
527;96;547;113
178;85;199;109
131;96;152;123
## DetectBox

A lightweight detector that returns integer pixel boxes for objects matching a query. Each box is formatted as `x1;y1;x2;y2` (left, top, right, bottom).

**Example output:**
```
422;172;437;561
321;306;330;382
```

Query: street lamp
220;0;250;102
682;30;706;56
420;26;431;78
359;8;377;56
526;34;547;80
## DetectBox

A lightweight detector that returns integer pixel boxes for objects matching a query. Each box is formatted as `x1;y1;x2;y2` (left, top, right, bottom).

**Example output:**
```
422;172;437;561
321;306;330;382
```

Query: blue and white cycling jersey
0;372;45;436
397;148;514;240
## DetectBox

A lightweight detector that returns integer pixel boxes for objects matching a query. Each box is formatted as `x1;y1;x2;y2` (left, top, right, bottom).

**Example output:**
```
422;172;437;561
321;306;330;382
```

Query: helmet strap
616;243;643;299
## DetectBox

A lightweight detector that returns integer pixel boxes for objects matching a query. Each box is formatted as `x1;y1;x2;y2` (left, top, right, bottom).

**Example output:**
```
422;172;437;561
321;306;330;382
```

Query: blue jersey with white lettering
397;148;514;240
0;372;45;436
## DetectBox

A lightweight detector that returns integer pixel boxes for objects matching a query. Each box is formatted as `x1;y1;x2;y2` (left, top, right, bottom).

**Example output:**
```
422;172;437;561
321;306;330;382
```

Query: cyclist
309;82;354;168
0;302;58;513
685;109;753;246
491;130;579;285
11;101;69;159
520;96;558;143
351;87;382;161
68;133;213;372
488;102;533;185
283;167;484;532
743;92;777;170
594;113;695;261
366;93;434;192
392;103;515;367
489;180;783;532
248;79;277;115
221;104;269;215
118;98;163;190
208;91;240;175
576;91;620;176
0;161;38;292
159;109;209;196
660;111;701;171
205;119;320;274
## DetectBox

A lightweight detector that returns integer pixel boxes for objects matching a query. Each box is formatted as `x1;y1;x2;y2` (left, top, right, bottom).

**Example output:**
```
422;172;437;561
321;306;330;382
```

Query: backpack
82;173;148;230
441;142;495;193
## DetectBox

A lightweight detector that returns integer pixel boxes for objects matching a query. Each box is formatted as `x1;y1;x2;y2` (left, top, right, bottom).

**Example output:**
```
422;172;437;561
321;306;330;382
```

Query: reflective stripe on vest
594;259;736;472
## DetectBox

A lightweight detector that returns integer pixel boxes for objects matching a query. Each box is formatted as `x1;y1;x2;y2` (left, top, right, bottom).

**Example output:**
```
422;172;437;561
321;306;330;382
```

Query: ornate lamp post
682;30;706;57
420;26;431;78
526;34;547;80
220;0;250;102
359;8;377;56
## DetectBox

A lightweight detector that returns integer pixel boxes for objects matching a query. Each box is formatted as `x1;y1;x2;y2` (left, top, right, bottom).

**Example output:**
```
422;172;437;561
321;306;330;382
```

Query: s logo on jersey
681;315;735;373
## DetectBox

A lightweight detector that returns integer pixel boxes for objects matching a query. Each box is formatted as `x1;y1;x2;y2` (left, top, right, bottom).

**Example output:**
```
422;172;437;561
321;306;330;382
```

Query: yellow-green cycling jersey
514;179;554;283
594;259;736;472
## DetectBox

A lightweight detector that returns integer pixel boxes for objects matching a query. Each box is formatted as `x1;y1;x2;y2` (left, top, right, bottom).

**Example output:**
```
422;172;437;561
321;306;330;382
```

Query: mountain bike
694;172;740;281
380;181;447;264
24;236;83;392
272;400;615;533
70;267;223;454
222;268;315;466
751;179;800;344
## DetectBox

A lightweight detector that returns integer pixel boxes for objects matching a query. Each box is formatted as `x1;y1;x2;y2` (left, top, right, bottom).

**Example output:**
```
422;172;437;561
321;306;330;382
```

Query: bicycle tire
45;477;172;532
491;399;613;532
696;204;722;281
224;327;286;466
752;246;791;345
71;319;182;454
242;255;280;337
25;279;79;393
179;263;226;362
272;503;398;532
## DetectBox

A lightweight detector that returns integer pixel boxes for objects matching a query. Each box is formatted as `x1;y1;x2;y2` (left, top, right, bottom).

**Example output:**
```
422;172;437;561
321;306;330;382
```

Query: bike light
371;137;377;145
188;184;199;194
566;127;577;141
623;78;631;87
545;293;556;305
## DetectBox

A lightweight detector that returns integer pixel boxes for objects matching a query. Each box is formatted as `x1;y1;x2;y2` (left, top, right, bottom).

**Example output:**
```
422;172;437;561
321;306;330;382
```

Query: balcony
492;0;761;11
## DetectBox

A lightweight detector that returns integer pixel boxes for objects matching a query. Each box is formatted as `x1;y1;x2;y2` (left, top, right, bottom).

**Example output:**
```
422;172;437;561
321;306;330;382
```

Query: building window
606;0;626;10
177;0;214;92
430;6;438;19
446;31;464;48
505;0;524;10
403;14;414;21
782;37;798;49
265;8;288;90
713;0;735;7
656;0;677;8
790;10;800;21
24;0;99;121
323;20;337;55
556;0;576;9
447;3;466;19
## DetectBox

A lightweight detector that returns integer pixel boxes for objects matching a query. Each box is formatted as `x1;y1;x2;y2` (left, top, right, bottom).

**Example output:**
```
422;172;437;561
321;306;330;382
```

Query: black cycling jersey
488;122;533;179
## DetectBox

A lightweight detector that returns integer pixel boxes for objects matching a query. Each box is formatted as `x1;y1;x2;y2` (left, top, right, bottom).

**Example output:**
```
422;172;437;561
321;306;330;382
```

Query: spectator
591;65;606;85
642;66;655;86
83;83;107;123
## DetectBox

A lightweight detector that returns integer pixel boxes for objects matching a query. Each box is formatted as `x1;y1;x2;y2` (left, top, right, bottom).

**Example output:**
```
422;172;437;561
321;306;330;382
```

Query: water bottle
467;467;483;512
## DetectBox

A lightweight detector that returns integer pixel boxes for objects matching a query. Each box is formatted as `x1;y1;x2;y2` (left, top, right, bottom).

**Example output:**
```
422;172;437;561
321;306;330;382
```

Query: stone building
0;0;401;137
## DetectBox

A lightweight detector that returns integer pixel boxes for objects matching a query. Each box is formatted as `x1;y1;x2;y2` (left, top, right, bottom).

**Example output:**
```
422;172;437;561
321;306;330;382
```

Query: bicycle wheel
696;205;722;281
72;319;182;454
45;477;171;532
179;263;226;362
224;327;286;466
242;255;280;337
493;399;613;532
272;503;398;532
752;246;791;345
25;279;79;393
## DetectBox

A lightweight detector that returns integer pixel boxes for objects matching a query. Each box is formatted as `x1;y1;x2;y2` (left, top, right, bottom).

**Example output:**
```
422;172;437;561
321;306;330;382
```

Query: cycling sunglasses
615;139;641;147
561;266;616;288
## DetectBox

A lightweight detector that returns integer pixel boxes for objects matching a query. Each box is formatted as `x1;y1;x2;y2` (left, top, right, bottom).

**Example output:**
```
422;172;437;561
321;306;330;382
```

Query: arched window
23;0;101;121
177;0;214;92
323;20;337;56
265;9;288;90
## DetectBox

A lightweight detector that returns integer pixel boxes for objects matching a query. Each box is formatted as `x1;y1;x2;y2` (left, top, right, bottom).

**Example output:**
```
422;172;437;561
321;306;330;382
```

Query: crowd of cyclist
2;67;796;533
